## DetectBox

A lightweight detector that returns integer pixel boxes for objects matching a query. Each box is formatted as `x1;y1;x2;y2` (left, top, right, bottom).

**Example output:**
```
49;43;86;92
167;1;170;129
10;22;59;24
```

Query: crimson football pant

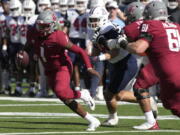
160;78;180;117
47;66;81;101
134;63;159;89
134;63;180;117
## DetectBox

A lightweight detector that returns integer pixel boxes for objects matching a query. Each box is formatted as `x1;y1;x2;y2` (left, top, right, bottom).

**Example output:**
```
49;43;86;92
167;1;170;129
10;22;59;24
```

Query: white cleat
81;89;95;111
133;121;160;130
102;117;119;126
86;119;101;131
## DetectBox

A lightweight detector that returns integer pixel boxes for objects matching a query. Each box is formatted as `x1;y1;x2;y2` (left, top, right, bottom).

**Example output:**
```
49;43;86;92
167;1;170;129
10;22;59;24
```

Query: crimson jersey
140;20;180;81
124;20;143;41
27;27;73;73
140;20;180;113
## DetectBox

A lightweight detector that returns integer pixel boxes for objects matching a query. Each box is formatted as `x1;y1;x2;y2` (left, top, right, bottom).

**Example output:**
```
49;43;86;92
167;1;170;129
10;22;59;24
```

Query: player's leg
36;59;48;97
160;82;180;117
103;90;119;126
48;68;100;131
11;43;23;96
132;64;160;130
103;54;138;126
26;51;38;97
89;59;104;100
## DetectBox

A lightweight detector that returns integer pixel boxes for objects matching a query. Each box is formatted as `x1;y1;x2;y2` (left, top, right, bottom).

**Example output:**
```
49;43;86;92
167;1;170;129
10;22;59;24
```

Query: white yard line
0;97;164;106
1;130;180;135
0;112;179;120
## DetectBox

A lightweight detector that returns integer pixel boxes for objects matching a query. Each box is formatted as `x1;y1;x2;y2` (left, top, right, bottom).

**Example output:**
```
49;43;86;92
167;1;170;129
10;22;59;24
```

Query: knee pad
63;99;78;110
133;88;150;100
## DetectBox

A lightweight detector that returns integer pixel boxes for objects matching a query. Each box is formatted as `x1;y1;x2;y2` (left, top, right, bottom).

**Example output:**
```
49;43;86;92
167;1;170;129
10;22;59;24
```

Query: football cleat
102;117;119;126
133;121;160;130
86;118;101;131
80;89;95;111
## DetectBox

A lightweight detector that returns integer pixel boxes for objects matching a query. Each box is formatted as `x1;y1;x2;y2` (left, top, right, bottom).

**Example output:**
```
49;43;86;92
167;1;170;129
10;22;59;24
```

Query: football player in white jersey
0;0;11;95
88;6;139;126
21;0;38;97
6;0;25;96
67;0;90;91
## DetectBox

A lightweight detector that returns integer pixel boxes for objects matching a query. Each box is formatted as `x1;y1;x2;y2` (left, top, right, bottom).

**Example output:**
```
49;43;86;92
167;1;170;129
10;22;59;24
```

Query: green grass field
0;97;179;135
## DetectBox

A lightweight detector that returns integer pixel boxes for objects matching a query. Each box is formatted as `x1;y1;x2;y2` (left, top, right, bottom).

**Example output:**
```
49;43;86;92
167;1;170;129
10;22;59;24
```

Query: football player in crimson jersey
123;2;160;130
118;0;180;123
23;10;101;131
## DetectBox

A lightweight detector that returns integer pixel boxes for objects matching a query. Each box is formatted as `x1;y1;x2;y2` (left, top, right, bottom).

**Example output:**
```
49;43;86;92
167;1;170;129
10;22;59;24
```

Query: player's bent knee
63;99;78;110
133;88;150;100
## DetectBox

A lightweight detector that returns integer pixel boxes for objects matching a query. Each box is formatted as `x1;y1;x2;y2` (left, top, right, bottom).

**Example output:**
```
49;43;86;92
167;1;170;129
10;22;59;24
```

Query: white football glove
106;39;119;50
117;34;128;49
92;30;100;44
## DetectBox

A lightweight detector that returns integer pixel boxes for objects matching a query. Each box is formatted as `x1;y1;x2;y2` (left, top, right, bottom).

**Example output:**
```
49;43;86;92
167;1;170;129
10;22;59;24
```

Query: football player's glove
117;34;128;49
92;29;100;45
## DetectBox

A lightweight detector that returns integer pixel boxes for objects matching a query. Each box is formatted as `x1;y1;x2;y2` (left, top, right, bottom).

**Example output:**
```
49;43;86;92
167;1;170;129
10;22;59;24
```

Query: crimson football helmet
124;2;145;24
36;10;58;36
143;1;168;20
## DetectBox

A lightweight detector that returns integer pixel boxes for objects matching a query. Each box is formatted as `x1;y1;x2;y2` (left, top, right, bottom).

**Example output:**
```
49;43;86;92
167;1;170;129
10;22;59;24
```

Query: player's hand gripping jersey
94;22;129;63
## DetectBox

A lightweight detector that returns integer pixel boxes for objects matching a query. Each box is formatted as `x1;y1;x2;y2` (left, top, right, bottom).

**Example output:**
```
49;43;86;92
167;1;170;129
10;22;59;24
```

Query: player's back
141;20;180;80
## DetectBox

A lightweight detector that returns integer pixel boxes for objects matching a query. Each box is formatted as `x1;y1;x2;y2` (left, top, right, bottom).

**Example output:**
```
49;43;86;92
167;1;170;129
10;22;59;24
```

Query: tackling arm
65;41;92;69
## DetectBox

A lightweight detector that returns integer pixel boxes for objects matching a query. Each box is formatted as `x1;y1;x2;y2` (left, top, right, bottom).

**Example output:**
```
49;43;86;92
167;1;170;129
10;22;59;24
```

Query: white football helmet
22;0;36;17
59;0;68;15
88;6;109;30
75;0;88;13
68;0;75;9
9;0;22;17
37;0;51;13
36;9;58;36
167;0;179;9
51;0;60;12
89;0;105;9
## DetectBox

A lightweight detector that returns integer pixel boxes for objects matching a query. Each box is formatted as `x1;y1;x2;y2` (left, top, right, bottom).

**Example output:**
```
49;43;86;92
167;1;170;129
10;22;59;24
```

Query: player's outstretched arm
65;41;101;79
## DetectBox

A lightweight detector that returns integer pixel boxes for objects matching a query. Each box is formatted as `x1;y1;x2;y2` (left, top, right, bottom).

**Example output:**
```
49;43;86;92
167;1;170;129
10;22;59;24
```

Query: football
15;50;29;68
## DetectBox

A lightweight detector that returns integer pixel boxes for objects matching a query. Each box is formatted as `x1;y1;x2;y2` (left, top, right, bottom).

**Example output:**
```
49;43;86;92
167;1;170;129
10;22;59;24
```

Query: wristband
2;45;7;51
98;54;106;61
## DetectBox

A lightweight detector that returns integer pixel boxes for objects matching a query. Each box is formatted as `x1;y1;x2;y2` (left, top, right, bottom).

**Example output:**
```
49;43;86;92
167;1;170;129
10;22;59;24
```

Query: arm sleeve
69;45;92;69
57;31;92;69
